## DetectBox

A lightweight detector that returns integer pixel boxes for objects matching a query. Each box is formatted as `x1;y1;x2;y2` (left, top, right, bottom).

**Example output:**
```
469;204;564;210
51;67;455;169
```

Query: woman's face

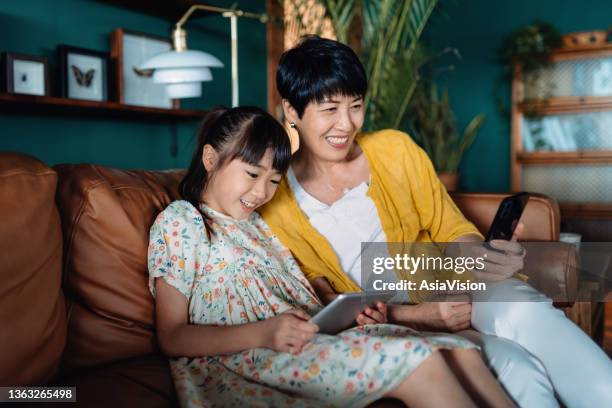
293;94;364;163
202;148;282;220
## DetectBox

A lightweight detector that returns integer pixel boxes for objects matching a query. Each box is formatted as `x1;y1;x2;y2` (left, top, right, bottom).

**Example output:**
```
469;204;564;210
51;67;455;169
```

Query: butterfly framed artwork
1;53;50;96
57;45;109;101
110;29;178;109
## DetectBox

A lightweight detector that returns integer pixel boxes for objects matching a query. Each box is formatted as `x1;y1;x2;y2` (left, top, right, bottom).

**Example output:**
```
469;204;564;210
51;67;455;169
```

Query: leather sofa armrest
450;192;560;241
450;192;577;306
522;242;579;307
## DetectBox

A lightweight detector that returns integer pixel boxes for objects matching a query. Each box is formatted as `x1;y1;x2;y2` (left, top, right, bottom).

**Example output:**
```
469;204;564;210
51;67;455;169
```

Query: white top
286;167;388;288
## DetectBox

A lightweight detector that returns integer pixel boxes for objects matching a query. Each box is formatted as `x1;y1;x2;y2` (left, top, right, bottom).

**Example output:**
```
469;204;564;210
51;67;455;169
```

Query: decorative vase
437;172;459;192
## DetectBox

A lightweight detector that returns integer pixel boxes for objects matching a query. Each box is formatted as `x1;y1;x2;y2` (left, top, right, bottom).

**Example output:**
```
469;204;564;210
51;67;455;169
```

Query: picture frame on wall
110;28;178;109
58;45;109;101
2;53;50;96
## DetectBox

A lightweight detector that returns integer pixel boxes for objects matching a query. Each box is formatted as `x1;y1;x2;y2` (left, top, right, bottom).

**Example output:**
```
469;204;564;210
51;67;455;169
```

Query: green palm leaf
290;0;438;131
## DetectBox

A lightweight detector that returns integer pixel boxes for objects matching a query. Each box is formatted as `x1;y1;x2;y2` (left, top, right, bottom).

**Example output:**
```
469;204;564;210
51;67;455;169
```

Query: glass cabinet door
522;165;612;203
524;56;612;99
522;111;612;152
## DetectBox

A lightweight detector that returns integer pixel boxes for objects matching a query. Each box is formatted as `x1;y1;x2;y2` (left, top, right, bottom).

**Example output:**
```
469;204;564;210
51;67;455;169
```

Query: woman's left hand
356;302;387;325
472;222;527;282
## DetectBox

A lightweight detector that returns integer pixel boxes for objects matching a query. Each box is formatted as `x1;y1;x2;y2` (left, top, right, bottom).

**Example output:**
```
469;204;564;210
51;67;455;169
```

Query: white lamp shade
139;50;222;99
165;82;202;98
140;50;223;70
152;67;212;84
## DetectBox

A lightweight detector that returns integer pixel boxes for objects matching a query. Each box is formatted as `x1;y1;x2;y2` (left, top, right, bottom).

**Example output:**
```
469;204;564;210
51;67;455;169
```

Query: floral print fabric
148;200;475;408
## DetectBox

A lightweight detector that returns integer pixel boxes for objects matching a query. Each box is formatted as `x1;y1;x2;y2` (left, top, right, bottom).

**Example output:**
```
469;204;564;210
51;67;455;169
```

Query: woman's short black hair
276;35;367;118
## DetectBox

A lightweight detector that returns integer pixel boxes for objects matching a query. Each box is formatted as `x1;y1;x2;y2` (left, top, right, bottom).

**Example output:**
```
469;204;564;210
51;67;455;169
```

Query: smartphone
485;192;530;241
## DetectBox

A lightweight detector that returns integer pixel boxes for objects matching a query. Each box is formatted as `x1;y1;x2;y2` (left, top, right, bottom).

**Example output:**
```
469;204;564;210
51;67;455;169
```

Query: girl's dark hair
276;35;367;118
179;106;291;238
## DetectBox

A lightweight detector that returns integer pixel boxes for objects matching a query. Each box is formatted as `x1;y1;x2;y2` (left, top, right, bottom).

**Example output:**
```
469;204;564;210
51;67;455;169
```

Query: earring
285;121;300;154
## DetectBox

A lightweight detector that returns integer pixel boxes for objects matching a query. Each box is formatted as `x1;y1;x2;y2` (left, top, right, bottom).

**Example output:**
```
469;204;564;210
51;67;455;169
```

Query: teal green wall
425;0;612;192
0;0;267;170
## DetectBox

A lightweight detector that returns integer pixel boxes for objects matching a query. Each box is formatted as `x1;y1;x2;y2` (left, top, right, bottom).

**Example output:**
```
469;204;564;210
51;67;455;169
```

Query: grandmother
259;36;612;408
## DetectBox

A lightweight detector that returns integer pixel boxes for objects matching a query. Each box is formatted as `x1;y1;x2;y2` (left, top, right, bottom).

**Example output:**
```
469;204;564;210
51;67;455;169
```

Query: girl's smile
203;148;282;220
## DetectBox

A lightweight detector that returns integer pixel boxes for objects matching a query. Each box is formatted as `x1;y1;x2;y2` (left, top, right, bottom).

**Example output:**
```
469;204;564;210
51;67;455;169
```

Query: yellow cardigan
259;129;483;298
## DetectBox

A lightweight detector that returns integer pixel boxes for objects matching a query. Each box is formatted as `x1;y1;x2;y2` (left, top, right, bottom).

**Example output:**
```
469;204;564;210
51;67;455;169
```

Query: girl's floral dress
148;200;476;408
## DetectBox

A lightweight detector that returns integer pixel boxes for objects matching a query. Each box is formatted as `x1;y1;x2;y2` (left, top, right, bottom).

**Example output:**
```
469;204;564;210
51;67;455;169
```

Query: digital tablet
310;291;397;335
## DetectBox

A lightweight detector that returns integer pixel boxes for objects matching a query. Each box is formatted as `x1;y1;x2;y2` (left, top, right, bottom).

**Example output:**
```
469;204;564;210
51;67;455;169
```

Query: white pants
469;278;612;408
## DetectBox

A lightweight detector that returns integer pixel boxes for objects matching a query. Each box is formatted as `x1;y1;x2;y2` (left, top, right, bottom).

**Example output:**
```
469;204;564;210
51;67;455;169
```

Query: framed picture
2;53;50;96
58;45;108;101
111;28;178;109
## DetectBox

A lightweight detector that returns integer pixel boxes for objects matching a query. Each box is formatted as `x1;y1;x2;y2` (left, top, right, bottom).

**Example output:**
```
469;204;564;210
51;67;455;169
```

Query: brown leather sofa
0;152;577;407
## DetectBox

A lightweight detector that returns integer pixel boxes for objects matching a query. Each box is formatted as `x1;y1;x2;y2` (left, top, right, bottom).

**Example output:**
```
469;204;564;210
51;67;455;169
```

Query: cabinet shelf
0;93;207;121
519;96;612;115
560;203;612;219
517;151;612;165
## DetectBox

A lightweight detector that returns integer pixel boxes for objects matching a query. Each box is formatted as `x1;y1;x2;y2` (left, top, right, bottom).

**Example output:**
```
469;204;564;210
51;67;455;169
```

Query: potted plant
498;21;563;75
495;22;563;152
409;82;485;191
496;21;563;113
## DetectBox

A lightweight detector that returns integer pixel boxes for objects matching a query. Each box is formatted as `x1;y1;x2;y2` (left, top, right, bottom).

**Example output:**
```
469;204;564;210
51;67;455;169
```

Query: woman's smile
325;135;350;149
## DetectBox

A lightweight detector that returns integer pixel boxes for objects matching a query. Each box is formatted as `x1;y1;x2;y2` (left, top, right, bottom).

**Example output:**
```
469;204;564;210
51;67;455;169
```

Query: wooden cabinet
511;36;612;241
512;36;612;345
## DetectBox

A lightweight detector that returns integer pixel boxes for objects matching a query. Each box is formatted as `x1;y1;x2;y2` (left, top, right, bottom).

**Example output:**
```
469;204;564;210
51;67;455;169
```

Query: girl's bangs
230;116;292;173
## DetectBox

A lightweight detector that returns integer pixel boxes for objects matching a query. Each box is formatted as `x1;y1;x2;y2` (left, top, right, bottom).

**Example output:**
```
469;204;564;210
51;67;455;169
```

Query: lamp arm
175;4;267;32
168;3;267;107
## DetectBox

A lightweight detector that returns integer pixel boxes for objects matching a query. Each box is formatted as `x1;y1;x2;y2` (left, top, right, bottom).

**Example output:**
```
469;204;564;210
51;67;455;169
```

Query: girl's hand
261;309;318;354
356;302;387;326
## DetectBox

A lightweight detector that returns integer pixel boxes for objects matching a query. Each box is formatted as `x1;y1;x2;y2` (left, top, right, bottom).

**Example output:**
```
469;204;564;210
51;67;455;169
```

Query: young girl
148;107;515;408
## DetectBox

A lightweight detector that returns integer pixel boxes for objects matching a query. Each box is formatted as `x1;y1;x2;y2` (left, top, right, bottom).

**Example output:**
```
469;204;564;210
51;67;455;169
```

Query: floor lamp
140;4;268;107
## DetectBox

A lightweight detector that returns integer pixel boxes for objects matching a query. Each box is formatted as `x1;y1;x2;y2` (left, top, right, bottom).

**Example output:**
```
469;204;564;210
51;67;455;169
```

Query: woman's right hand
416;302;472;332
390;302;472;332
260;309;319;353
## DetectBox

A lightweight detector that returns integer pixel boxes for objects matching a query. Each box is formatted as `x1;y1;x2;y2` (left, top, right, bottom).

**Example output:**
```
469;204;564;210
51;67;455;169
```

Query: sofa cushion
54;353;395;408
0;153;66;385
54;164;184;371
55;353;177;408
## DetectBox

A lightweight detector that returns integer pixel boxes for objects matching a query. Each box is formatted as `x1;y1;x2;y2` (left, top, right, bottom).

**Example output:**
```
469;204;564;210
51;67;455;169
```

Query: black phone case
485;192;530;241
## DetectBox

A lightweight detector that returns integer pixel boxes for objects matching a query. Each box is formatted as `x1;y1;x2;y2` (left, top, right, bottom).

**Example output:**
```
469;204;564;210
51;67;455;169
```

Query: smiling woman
259;35;612;408
287;92;369;206
276;36;370;205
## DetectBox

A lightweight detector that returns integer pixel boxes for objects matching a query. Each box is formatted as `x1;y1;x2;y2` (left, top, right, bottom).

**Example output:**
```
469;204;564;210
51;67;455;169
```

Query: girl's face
291;93;364;163
203;148;282;220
